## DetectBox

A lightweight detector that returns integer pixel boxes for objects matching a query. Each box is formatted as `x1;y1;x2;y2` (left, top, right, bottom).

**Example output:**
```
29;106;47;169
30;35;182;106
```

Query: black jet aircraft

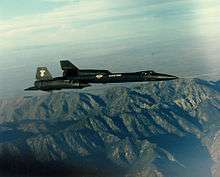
25;60;178;91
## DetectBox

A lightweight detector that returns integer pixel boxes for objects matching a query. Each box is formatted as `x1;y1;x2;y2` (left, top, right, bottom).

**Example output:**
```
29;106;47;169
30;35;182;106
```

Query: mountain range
0;79;219;177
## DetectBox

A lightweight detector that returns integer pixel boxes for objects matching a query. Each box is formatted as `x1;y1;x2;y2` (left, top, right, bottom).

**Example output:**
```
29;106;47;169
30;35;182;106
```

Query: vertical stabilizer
36;67;53;80
60;60;79;77
60;60;79;71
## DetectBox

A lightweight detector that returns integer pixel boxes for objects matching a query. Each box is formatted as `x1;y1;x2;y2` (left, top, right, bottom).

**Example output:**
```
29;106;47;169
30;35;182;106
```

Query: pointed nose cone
158;73;178;80
151;72;179;81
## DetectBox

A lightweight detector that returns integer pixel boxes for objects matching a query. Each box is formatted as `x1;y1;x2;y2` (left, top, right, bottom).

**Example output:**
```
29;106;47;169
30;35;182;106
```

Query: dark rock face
0;79;219;177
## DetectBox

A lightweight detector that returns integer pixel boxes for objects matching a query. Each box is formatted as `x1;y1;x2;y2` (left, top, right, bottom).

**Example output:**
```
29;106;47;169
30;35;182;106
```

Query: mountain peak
0;79;219;177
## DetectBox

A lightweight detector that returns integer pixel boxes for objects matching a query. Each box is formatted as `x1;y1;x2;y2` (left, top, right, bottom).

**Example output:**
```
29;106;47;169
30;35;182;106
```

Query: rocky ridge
0;79;219;177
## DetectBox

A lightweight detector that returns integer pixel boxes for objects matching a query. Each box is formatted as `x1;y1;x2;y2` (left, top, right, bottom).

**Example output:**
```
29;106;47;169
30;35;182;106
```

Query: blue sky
0;0;220;97
0;0;64;19
1;0;204;52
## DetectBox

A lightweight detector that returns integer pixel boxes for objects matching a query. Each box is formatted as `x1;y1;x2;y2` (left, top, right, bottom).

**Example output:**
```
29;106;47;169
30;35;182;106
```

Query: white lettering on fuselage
108;74;122;78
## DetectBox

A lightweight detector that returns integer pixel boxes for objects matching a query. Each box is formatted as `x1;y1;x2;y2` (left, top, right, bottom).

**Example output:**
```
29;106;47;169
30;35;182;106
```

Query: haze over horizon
0;0;220;98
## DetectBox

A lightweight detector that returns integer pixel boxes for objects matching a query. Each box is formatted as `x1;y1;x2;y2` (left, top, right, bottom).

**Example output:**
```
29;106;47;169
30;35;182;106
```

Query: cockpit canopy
138;70;156;75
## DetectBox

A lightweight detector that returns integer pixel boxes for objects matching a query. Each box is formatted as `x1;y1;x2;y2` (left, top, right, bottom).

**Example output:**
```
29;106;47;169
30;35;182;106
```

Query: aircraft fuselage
25;60;178;91
66;71;177;83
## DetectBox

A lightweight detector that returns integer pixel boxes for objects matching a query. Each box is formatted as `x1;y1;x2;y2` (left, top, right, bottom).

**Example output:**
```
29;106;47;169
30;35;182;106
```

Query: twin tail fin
36;67;53;81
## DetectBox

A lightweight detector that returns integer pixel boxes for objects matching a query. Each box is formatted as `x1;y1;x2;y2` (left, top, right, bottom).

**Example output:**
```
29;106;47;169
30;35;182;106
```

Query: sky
0;0;220;98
